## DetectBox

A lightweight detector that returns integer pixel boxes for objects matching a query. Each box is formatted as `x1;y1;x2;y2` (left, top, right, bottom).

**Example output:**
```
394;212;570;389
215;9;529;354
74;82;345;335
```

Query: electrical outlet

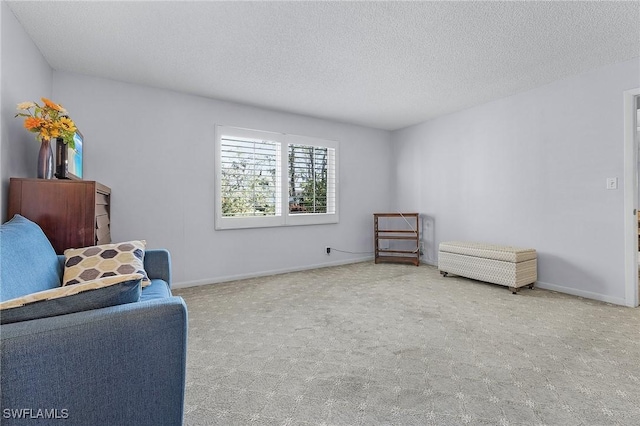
325;246;331;255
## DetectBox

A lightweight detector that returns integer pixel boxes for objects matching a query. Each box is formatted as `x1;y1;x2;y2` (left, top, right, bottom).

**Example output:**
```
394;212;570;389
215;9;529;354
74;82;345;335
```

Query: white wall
6;4;637;302
392;58;640;304
0;1;53;222
52;72;393;286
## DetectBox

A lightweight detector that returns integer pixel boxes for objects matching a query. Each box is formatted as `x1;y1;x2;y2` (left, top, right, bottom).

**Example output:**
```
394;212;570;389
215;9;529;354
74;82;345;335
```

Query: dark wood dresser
8;178;111;254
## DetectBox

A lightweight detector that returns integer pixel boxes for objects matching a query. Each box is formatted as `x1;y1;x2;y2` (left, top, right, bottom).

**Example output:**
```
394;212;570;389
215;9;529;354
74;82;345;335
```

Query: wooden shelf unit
374;213;420;266
8;178;111;254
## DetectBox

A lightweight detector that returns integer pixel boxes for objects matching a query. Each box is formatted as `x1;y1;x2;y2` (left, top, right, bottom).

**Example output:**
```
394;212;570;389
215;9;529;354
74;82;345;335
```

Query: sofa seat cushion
1;215;61;302
0;273;143;324
139;279;171;302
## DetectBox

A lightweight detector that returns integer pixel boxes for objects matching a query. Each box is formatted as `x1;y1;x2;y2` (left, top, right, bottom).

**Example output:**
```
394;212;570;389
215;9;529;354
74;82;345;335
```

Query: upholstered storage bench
438;241;537;293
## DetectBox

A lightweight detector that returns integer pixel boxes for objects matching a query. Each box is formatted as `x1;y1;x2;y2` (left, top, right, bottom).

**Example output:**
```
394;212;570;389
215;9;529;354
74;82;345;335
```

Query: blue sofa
0;215;188;425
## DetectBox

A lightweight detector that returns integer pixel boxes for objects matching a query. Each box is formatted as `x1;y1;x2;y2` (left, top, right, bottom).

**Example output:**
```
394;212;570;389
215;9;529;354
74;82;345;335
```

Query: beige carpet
174;262;640;425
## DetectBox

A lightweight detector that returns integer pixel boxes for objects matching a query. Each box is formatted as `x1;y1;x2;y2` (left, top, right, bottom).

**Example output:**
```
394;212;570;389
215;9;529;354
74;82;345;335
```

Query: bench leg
510;283;535;294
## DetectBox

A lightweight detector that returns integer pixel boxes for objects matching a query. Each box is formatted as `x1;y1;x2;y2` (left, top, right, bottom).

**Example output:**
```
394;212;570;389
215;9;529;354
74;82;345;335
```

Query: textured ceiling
7;1;640;131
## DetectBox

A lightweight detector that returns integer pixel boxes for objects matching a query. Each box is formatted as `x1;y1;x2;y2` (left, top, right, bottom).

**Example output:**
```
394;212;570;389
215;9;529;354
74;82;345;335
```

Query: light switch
606;178;618;190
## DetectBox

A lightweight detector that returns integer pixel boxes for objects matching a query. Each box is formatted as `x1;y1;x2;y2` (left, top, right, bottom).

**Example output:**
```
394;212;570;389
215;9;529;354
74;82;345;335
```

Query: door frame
623;88;640;307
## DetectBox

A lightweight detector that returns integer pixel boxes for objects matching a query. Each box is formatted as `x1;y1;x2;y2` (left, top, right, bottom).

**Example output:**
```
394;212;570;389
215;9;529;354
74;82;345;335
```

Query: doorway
623;88;640;307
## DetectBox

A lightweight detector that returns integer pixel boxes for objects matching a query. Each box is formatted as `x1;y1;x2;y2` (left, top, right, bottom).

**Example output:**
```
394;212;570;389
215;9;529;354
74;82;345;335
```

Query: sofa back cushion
1;215;62;302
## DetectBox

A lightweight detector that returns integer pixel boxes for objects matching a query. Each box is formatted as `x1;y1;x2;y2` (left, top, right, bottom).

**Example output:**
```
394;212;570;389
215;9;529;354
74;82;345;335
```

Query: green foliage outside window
221;145;277;217
221;141;328;218
288;144;327;214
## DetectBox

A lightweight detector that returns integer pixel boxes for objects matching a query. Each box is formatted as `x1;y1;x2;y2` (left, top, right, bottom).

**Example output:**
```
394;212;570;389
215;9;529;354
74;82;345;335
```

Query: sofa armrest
0;297;187;426
144;249;172;286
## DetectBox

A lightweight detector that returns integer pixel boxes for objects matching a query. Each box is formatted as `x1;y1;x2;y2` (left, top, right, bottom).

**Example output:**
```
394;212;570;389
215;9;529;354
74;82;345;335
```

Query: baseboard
421;258;438;267
173;256;374;289
173;262;629;307
535;281;627;306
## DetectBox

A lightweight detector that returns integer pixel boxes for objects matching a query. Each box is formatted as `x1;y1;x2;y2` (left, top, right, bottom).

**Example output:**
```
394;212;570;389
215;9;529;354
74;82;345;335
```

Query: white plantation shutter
288;144;336;215
327;147;336;215
220;136;281;217
215;126;338;229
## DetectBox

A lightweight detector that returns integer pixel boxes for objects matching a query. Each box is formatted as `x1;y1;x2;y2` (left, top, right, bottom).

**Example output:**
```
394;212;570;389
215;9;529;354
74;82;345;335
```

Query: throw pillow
0;273;143;324
63;240;150;288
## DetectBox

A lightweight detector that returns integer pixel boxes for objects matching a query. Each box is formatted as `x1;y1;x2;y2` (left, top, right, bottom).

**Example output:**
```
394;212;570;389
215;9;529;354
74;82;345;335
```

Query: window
215;126;338;229
219;133;281;218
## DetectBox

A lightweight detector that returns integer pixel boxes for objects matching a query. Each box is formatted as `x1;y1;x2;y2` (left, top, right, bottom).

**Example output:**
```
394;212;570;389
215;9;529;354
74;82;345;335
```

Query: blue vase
37;138;54;179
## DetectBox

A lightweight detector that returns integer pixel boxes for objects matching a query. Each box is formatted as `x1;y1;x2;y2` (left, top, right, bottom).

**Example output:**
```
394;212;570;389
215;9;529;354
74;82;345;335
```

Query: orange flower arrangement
15;98;77;148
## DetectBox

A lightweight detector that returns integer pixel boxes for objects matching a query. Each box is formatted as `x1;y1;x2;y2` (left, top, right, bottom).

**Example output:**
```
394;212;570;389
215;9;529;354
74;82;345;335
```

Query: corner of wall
1;1;53;222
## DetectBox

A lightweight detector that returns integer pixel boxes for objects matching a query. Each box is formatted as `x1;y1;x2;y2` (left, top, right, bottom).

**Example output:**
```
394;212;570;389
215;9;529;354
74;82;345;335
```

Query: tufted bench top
439;241;537;263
